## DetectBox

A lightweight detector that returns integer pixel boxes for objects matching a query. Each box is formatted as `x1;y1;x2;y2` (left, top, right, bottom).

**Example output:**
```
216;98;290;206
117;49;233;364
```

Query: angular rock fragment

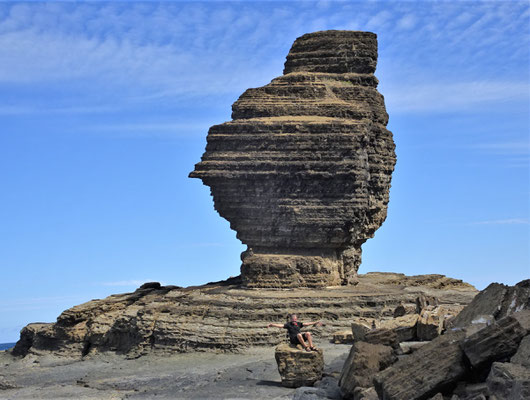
351;320;373;341
416;294;439;314
339;341;396;399
450;280;530;329
460;311;530;370
452;382;490;399
486;362;530;400
382;314;419;342
353;387;379;400
275;344;324;388
510;334;530;368
363;327;399;348
398;340;429;354
417;305;463;341
332;330;354;344
373;330;468;400
190;30;396;288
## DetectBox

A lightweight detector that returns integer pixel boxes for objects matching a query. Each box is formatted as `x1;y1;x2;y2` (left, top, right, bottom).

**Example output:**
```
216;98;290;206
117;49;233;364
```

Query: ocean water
0;342;16;351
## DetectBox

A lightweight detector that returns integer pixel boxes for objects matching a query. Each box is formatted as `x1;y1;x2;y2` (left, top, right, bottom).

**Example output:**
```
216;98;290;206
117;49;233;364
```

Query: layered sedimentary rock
275;344;324;388
190;30;396;288
12;273;475;358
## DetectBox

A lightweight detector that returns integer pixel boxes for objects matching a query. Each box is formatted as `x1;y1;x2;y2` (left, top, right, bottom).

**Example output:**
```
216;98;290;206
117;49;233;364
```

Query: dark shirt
284;321;304;340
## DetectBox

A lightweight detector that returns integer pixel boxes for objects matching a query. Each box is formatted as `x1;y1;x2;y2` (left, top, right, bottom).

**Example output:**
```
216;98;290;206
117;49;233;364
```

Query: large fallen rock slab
373;330;468;400
460;311;530;369
275;343;324;388
451;280;529;329
486;361;530;400
339;341;396;398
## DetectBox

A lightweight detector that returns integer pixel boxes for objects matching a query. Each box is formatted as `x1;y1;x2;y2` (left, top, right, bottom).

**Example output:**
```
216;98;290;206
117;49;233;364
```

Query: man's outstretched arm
302;321;323;326
267;323;284;328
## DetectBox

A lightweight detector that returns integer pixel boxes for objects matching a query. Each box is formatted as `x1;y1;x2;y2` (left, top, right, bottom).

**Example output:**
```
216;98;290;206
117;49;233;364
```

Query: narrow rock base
275;343;324;388
241;248;360;288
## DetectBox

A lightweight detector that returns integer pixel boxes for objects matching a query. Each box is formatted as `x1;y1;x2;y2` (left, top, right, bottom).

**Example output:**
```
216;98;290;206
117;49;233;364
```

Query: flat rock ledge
275;343;324;388
11;272;476;359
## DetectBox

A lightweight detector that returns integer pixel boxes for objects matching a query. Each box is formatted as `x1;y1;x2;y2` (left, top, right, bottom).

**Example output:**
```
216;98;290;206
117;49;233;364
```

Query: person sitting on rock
268;314;322;351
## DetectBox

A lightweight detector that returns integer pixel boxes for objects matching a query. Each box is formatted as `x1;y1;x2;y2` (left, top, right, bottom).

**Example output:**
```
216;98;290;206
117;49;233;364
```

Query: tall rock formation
190;30;396;288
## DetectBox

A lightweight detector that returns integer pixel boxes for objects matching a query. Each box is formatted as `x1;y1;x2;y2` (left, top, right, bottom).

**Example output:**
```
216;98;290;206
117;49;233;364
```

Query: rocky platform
11;273;476;359
190;30;396;288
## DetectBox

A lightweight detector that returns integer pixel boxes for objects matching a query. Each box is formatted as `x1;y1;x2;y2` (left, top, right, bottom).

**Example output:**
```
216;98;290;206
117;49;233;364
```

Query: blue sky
0;0;528;343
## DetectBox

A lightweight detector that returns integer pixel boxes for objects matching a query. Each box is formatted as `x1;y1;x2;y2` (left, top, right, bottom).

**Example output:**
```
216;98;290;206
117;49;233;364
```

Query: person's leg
297;333;308;348
305;332;315;348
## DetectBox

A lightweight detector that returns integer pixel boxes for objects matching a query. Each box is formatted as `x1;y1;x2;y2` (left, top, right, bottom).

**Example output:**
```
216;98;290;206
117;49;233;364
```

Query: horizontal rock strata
12;273;475;358
190;30;396;288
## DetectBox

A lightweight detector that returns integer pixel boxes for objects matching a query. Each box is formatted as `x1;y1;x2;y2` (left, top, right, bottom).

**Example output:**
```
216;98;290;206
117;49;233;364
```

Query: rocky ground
0;341;350;400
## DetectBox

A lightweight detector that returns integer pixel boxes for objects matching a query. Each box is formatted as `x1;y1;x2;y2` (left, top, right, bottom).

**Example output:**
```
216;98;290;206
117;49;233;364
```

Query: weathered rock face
450;280;530;329
275;343;324;388
367;280;529;400
373;330;469;400
339;341;396;398
190;30;396;288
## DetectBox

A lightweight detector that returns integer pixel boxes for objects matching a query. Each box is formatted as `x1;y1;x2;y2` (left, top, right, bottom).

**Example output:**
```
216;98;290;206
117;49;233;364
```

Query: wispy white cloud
384;81;529;113
0;104;117;116
82;122;213;137
0;1;528;114
468;218;529;226
471;140;530;156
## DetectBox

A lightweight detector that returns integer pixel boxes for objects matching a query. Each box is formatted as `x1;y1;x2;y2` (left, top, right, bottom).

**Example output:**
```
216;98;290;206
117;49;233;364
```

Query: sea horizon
0;342;16;351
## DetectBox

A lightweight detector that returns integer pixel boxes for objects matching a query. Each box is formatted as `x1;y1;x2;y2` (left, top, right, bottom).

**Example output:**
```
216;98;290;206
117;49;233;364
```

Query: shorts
289;332;309;345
